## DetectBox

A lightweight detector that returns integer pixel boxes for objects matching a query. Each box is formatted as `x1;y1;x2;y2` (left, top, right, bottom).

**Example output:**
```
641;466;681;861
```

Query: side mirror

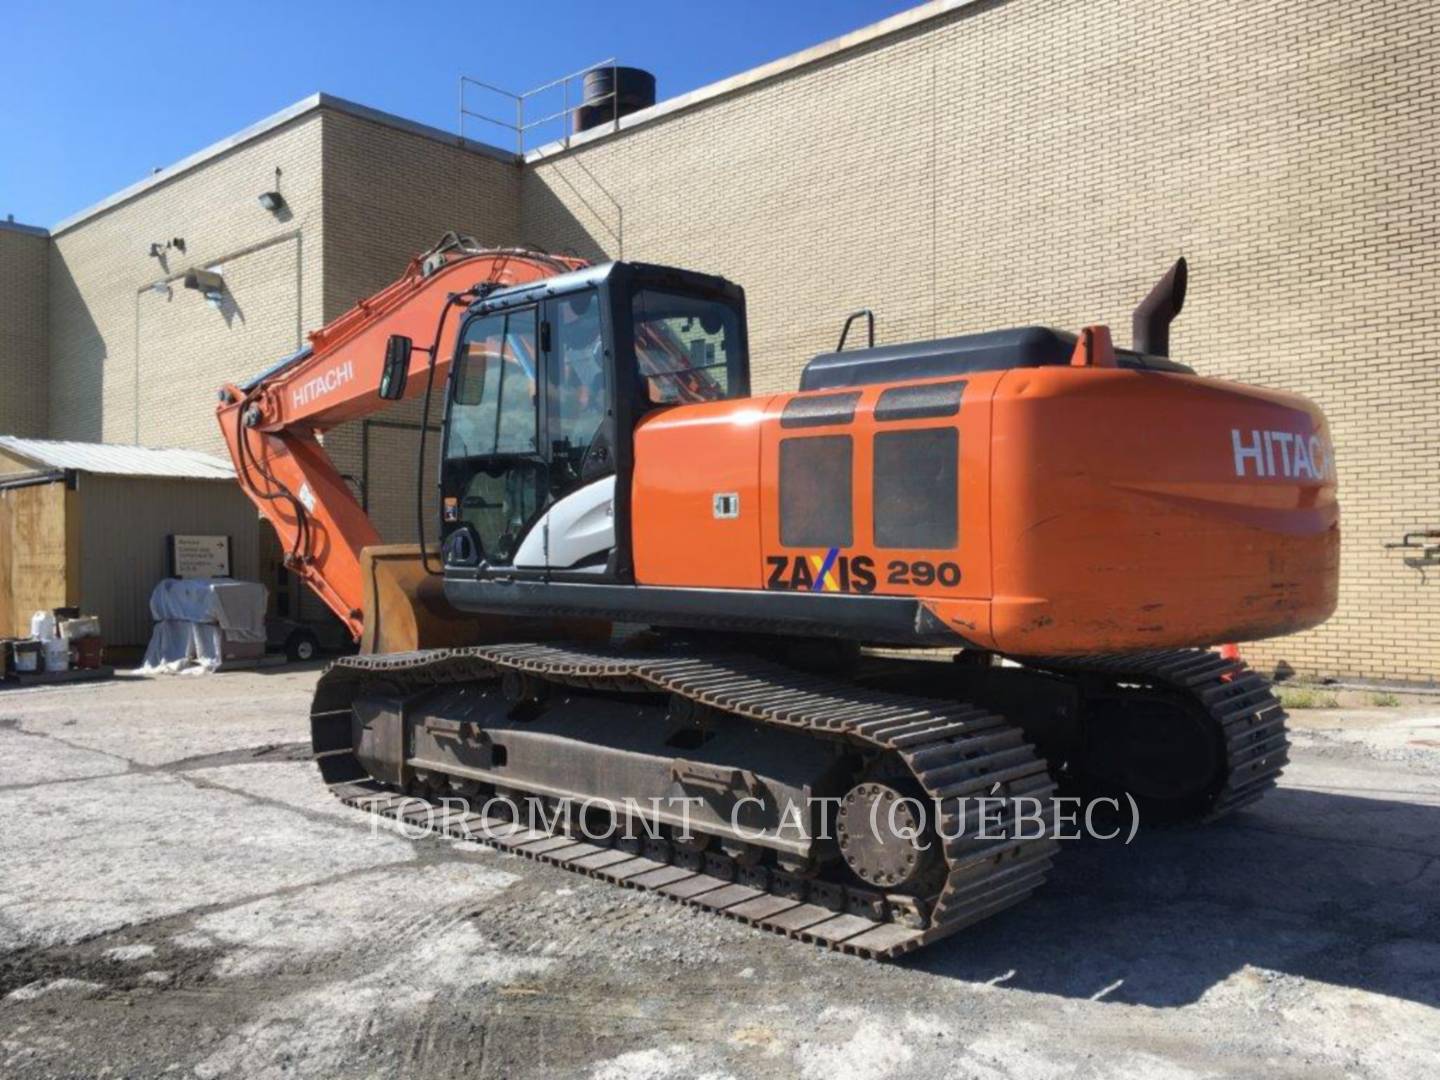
378;335;412;400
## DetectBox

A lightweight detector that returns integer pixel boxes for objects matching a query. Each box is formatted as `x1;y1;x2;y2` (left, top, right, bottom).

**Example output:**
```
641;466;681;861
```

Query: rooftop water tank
572;67;657;133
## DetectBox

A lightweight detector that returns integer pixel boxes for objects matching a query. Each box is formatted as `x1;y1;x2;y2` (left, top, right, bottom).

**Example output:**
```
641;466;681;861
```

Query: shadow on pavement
908;784;1440;1009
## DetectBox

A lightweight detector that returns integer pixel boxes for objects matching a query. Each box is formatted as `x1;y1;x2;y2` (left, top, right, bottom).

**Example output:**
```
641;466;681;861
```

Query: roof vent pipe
1131;257;1188;357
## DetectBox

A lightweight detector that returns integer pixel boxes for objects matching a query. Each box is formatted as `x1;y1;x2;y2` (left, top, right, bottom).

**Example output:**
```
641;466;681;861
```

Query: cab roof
469;261;740;316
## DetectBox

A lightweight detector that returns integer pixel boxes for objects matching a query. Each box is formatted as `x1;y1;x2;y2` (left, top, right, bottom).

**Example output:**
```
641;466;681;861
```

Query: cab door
533;289;617;574
440;306;547;569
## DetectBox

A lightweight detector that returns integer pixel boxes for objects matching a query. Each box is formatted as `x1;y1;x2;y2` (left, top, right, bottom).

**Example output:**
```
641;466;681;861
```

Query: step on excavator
217;233;1339;958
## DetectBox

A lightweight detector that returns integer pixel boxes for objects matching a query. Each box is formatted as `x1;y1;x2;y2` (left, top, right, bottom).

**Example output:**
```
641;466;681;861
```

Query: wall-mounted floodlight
260;166;286;216
183;267;226;309
149;281;171;297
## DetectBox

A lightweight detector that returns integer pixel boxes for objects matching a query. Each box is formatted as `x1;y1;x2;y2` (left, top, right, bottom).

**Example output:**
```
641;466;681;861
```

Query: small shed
0;437;261;647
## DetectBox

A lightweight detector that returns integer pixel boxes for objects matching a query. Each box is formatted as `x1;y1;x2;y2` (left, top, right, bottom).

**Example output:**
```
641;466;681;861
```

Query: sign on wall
168;534;232;579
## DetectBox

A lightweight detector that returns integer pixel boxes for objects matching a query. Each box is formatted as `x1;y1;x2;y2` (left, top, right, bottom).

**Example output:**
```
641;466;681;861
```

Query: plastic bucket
43;637;70;672
13;641;42;673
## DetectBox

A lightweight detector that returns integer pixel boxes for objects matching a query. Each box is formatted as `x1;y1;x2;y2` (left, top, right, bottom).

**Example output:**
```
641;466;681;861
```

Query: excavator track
311;644;1059;959
1019;648;1290;821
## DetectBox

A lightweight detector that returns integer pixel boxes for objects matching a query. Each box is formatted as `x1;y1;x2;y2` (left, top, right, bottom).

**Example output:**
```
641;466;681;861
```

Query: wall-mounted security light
258;166;287;217
149;281;172;297
183;267;226;310
149;238;186;258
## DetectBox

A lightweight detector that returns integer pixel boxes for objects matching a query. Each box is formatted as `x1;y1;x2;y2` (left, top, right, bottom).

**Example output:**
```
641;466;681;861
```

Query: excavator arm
216;234;585;648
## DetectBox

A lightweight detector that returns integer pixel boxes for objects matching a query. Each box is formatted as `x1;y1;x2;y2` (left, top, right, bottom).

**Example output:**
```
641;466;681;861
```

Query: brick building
1;0;1435;680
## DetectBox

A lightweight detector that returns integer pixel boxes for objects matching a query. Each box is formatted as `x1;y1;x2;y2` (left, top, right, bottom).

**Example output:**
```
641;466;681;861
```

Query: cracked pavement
1;667;1438;1079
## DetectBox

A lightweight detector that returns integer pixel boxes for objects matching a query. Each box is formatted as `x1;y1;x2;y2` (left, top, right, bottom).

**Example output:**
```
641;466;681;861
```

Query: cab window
443;308;545;565
446;309;539;459
549;292;608;480
631;289;739;405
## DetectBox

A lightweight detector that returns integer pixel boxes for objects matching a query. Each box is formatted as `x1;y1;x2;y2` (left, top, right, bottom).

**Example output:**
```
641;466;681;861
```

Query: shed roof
0;437;236;481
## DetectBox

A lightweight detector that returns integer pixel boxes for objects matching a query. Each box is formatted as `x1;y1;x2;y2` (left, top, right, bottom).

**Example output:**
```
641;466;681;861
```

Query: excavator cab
436;262;749;584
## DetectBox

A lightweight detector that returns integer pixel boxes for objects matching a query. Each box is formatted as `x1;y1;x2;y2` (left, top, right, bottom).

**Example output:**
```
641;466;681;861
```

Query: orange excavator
217;233;1338;958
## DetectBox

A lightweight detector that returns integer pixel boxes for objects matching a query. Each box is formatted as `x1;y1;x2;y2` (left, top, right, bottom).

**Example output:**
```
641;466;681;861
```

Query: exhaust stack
1132;257;1188;357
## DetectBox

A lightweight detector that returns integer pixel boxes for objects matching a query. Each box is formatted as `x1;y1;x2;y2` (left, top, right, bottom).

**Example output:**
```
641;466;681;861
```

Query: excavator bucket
358;544;609;655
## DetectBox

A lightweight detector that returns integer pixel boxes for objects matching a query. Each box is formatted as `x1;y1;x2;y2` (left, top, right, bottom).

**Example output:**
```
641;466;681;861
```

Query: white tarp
141;578;267;674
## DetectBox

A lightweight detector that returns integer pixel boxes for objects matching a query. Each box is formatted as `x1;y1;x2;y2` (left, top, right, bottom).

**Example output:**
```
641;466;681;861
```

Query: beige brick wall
356;420;443;549
0;225;50;437
320;110;519;321
319;109;521;546
39;103;520;625
49;113;326;453
521;0;1440;683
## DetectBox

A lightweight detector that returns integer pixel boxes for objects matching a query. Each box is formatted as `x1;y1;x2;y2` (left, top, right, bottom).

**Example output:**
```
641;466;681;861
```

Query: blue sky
0;0;917;228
